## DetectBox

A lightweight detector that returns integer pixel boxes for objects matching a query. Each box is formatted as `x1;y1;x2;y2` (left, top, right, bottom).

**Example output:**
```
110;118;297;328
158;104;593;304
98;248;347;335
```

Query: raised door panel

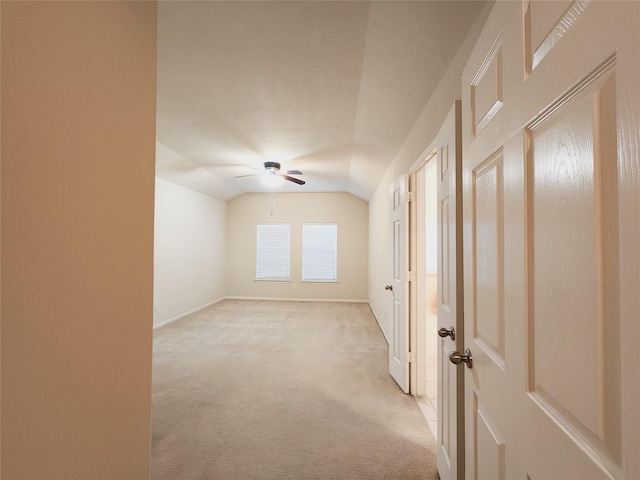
470;36;503;137
524;59;622;477
473;152;505;368
474;394;506;480
438;345;455;472
524;0;591;73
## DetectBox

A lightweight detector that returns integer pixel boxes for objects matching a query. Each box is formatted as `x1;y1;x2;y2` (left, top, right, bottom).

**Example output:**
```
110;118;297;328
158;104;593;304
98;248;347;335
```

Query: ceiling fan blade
233;173;260;178
282;175;305;185
284;170;303;175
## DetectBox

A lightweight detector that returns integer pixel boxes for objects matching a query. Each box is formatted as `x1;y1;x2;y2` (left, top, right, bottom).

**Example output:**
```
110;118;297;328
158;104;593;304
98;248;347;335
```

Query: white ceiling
156;1;486;201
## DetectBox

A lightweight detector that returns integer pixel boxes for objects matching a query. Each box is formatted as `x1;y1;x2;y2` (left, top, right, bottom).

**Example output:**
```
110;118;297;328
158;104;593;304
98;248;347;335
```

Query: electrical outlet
153;303;158;312
292;283;296;289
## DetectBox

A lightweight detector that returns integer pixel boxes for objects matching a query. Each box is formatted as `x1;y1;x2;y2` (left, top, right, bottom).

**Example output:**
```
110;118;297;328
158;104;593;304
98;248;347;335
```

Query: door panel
525;0;587;73
462;1;639;478
474;395;505;480
472;152;504;367
389;174;409;393
523;58;623;477
470;37;503;137
527;68;620;443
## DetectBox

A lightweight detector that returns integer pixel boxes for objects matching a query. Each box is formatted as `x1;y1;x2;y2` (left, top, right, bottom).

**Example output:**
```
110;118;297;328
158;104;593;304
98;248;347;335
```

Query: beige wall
154;178;227;327
368;2;493;339
226;192;368;301
1;2;157;478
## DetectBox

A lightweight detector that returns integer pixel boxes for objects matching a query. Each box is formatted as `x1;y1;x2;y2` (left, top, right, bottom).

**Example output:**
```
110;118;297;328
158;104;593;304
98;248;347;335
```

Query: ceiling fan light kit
261;171;285;188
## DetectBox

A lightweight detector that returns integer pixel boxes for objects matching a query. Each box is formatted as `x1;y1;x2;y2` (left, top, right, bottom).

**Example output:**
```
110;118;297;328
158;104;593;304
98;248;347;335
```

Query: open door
460;2;639;478
388;174;409;393
435;101;464;480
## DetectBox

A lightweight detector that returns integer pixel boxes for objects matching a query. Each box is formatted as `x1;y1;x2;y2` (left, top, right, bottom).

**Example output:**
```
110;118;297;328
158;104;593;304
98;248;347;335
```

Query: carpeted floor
151;300;438;479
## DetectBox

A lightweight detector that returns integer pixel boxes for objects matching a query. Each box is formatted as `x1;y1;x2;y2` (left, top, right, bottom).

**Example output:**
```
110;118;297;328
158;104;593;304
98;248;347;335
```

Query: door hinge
407;352;416;363
406;271;415;282
407;191;415;203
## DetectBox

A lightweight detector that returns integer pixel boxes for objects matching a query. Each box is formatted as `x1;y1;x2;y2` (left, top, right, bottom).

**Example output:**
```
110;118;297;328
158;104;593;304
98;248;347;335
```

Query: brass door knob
449;349;473;369
438;326;455;340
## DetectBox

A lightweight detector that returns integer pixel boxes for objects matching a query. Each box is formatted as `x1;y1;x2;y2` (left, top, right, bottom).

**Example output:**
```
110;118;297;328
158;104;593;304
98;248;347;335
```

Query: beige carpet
152;300;438;479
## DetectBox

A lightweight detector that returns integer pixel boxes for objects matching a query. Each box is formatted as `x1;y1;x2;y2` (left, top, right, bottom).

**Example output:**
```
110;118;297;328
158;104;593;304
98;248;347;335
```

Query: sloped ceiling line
156;1;486;202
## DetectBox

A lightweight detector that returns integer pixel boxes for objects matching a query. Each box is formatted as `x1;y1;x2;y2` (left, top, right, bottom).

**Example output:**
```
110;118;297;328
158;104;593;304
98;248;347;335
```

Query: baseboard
368;303;389;345
153;297;225;330
224;296;369;304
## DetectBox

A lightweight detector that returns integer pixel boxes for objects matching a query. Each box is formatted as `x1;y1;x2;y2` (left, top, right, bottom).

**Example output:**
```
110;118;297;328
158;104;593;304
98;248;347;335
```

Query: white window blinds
256;224;290;281
302;223;337;282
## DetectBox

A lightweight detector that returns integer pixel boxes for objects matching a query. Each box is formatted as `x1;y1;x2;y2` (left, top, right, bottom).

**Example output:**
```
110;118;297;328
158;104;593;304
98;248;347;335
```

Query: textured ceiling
156;1;486;201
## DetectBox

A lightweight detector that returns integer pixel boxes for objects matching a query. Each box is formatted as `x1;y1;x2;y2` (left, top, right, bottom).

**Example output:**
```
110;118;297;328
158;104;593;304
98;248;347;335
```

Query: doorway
411;152;438;438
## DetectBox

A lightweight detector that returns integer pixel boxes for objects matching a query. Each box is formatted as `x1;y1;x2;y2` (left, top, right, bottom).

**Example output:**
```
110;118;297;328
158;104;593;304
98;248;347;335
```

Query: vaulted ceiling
156;1;486;201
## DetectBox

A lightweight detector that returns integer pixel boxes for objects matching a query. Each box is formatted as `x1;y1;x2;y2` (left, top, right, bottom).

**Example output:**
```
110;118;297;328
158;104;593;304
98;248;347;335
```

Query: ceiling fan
234;161;305;185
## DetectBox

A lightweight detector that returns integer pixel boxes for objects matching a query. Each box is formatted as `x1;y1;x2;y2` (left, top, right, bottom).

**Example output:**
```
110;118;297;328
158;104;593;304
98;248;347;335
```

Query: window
256;224;290;281
302;223;337;282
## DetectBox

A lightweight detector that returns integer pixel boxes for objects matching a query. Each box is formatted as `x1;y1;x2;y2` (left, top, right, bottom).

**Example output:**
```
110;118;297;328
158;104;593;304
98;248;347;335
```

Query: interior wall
226;192;368;301
368;1;493;339
154;178;227;327
1;2;157;478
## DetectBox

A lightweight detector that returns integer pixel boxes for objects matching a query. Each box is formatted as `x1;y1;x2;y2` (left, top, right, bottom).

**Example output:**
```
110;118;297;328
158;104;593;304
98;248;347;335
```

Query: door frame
409;149;437;396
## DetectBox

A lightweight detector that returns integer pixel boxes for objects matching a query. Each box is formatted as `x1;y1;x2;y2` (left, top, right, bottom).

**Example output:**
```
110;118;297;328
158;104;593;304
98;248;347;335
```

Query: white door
461;1;639;478
389;174;409;393
435;102;464;480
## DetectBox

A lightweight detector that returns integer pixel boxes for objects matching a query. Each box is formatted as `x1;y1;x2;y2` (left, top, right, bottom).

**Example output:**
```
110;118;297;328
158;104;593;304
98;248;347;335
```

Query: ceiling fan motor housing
264;161;281;172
